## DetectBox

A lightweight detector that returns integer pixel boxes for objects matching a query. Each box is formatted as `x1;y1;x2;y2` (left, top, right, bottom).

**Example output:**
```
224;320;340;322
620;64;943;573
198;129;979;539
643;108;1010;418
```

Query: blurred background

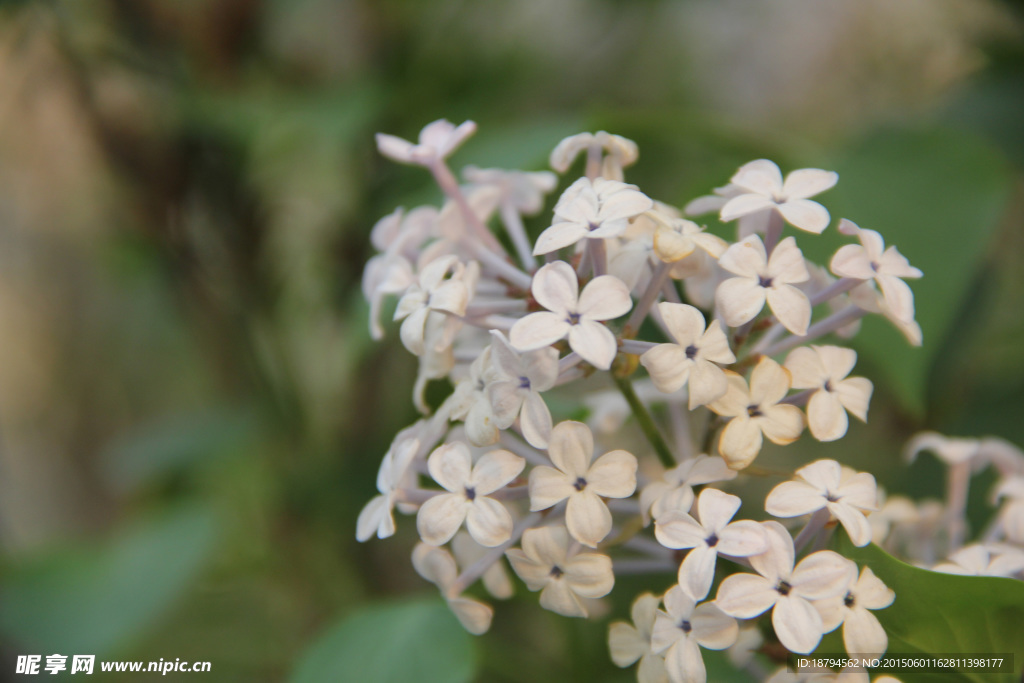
0;0;1021;680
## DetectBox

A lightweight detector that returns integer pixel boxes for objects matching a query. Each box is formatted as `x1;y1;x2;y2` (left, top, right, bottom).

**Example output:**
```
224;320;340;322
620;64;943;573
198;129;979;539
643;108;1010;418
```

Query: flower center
573;477;588;492
588;221;600;232
519;376;531;390
705;533;719;547
747;404;763;418
758;275;774;288
823;379;834;392
776;580;793;596
825;491;840;503
870;261;880;273
685;344;699;360
464;486;477;501
679;620;692;633
567;312;581;325
549;565;564;579
844;592;856;608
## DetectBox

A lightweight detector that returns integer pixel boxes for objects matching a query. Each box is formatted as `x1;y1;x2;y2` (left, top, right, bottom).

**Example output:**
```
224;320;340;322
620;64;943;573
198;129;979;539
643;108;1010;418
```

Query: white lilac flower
376;119;477;166
655;488;768;600
486;330;558;449
784;346;873;442
849;280;922;347
533;177;653;255
363;253;416;341
412;543;493;635
640;455;738;525
608;592;669;683
394;255;476;356
416;442;525;547
549;131;639;180
708;357;805;470
510;260;632;370
932;543;1024;577
505;525;614;617
766;459;878;547
715;521;856;654
447;347;500;447
650;585;738;683
716;235;812;335
904;432;1024;473
528;420;638;547
815;565;894;658
640;302;736;408
356;436;419;542
830;220;922;324
463;166;558;216
719;160;838;234
451;531;514;599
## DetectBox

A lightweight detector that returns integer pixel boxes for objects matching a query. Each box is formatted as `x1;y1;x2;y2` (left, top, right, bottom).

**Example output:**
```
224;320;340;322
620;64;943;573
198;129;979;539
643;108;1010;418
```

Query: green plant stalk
612;373;676;468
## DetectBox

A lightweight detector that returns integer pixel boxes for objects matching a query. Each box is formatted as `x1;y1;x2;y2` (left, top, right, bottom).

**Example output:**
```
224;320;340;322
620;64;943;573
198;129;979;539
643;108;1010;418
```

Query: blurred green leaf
822;127;1012;415
0;504;218;655
833;534;1024;683
100;407;258;493
290;597;477;683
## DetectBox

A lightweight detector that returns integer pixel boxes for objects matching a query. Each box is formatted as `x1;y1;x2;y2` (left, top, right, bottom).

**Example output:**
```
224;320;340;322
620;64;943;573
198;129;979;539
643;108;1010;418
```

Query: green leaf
290;597;478;683
0;504;218;655
834;534;1024;683
820;127;1012;415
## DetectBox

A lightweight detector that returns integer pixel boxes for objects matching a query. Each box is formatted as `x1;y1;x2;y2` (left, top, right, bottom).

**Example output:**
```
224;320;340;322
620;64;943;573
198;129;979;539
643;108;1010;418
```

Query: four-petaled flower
708;357;805;470
640;454;737;525
394;255;476;356
376;119;477;166
487;331;558;449
641;302;736;408
831;219;922;324
416;442;525;547
412;543;494;635
655;488;768;600
528;420;638;547
815;564;895;658
510;261;632;370
719;159;838;234
651;585;738;683
765;459;878;547
534;177;653;255
505;525;614;617
549;131;639;180
608;592;669;683
784;345;873;442
715;521;856;654
716;235;812;335
356;436;419;542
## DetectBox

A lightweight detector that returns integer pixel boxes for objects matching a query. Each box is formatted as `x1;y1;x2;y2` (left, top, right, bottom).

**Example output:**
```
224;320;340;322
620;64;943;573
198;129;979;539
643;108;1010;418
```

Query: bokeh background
0;0;1022;680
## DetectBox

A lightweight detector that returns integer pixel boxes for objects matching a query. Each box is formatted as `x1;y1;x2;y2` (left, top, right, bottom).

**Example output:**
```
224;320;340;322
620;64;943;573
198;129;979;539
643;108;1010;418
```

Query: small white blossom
608;592;669;683
785;346;873;442
448;347;500;446
719;160;838;234
830;220;922;324
487;331;558;449
716;521;856;654
376;119;477;166
529;421;638;547
655;488;768;600
505;525;614;617
932;543;1024;577
651;585;738;683
640;455;737;525
815;565;895;658
708;357;805;470
394;255;476;356
550;131;639;180
640;302;736;408
416;442;524;547
716;235;812;335
534;177;653;255
766;459;878;547
510;261;632;370
356;436;419;542
412;543;494;635
849;280;922;347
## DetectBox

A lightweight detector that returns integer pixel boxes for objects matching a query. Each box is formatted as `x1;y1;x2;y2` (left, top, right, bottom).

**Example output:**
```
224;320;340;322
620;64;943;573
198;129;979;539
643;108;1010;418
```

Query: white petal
747;356;790;408
532;261;579;314
718;236;767;278
767;237;810;284
828;502;872;547
731;159;783;196
521;525;569;566
830;244;875;280
376;133;416;163
655;511;706;550
524;346;560;391
666;638;707;683
718;417;763;470
785;347;828;389
835;377;873;422
505;548;551;590
448;596;493;635
808;391;849;442
658;302;706;345
567;490;614;547
877;274;916;323
466;497;514;547
843;607;888;658
528;466;574;510
510;312;570;351
691;602;739;650
750;521;795;583
587;449;639;499
428;442;473;492
696;488;741;532
766;285;811;336
715;573;778;618
564;552;615;597
578;275;633;320
759;404;805;445
412;543;458;588
540;580;588;617
766;481;825;517
773;596;824;654
720;194;776;222
520;391;553;449
792;551;857;599
569;319;618;370
778;199;830;234
487;381;523;428
534;221;589;255
854;567;895;610
781;168;838;200
717;520;769;557
716;277;767;328
608;623;648;667
679;545;719;601
642;345;693;395
688;360;729;409
356;495;391;541
417;494;469;546
472;449;526;495
548;420;594;477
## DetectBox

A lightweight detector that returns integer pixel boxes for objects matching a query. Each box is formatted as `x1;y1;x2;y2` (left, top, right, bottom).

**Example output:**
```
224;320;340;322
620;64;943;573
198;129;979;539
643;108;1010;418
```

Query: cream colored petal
540;579;588;617
778;199;830;234
356;495;391;541
708;372;750;418
717;520;770;557
731;159;784;195
587;450;638;499
749;356;792;407
654;228;696;262
642;344;693;395
773;596;824;654
632;592;661;639
835;377;873;422
792;551;857;599
638;654;669;683
718;235;767;278
524;345;560;391
691;602;739;650
718;417;763;470
417;493;469;546
578;275;633;320
828;502;872;547
412;543;458;588
466;497;514;547
666;638;707;683
430;280;469;315
877;274;916;323
567;490;614;547
699;320;736;364
750;521;795;583
854;567;895;610
766;285;811;336
795;459;841;492
609;622;648;667
520;391;553;449
509;312;570;351
696;488;741;532
487;381;523;428
688;360;729;410
720;193;776;222
428;442;473;492
679;544;719;601
548;420;594;477
655;510;706;550
658;302;706;345
651;485;696;522
759;404;805;445
532;260;579;314
471;449;525;495
505;548;551;590
716;277;766;327
528;466;574;510
715;573;778;619
765;481;825;517
685;455;738;486
767;237;809;284
399;305;430;355
843;607;887;658
565;552;615;597
533;221;589;255
448;596;493;635
784;346;827;390
601;186;654;222
781;168;838;200
521;525;570;566
568;319;618;370
831;243;875;280
836;472;877;511
808;390;849;442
